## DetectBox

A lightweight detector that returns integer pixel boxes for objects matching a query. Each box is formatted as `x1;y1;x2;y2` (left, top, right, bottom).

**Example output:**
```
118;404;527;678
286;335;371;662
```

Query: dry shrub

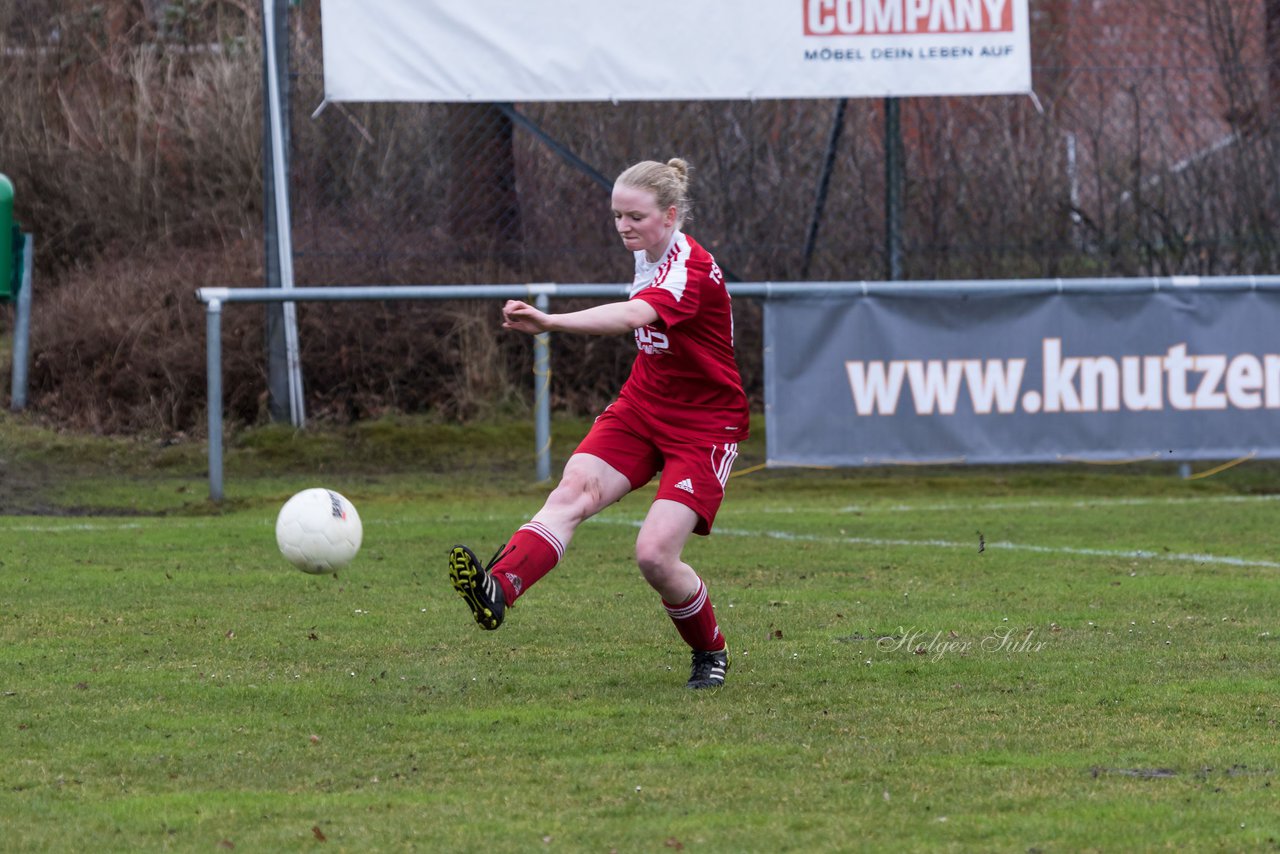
16;237;658;435
19;241;264;434
287;298;528;426
0;2;263;276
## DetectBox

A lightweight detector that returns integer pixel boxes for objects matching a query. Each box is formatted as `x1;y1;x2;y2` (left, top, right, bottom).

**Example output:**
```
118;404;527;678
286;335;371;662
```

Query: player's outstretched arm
502;299;659;336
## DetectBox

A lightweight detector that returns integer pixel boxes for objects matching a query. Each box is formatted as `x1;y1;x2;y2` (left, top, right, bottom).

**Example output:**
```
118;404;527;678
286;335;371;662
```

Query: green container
0;174;13;300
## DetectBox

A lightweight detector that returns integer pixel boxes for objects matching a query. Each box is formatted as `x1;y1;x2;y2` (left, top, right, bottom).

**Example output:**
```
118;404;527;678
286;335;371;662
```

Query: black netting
286;0;1280;286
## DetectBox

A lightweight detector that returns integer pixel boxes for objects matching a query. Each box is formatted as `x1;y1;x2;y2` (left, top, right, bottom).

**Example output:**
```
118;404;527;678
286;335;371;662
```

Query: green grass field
2;413;1279;852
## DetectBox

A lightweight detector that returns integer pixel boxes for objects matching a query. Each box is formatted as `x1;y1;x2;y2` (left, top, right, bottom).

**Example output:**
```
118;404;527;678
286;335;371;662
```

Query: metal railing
194;273;1280;500
199;283;617;500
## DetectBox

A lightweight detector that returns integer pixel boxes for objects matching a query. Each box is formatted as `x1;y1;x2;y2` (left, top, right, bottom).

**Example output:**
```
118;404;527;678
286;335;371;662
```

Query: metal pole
262;0;291;423
207;299;224;501
10;234;32;411
262;0;305;427
533;292;552;482
802;98;848;279
884;97;903;281
1066;132;1083;250
496;104;614;193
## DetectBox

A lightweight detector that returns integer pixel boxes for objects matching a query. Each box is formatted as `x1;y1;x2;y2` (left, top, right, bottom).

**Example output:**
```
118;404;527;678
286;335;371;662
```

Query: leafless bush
15;237;566;434
17;241;258;434
0;1;262;274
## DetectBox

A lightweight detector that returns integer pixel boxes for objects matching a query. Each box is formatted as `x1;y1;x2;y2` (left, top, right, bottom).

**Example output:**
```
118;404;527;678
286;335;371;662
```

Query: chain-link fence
285;0;1280;288
4;1;1279;432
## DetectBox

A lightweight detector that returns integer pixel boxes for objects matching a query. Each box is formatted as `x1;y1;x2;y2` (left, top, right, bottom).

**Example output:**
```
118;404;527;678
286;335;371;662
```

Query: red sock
663;578;725;652
490;522;564;605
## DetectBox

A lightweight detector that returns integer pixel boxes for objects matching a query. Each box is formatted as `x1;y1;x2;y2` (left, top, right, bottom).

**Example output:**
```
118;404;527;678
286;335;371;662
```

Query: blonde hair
615;158;693;226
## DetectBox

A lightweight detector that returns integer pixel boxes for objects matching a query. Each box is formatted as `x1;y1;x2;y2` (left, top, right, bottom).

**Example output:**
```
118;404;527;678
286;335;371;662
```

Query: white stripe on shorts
711;443;738;489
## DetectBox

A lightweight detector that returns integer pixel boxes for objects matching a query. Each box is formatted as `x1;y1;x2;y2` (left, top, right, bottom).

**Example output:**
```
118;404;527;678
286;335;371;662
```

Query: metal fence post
10;234;32;411
884;97;903;282
263;0;305;427
533;292;552;482
262;0;293;424
206;298;224;501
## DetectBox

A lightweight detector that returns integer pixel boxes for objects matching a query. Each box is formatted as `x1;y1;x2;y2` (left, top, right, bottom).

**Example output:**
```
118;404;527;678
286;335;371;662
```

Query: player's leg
495;452;634;598
641;441;739;688
449;452;633;630
634;499;701;603
450;407;659;630
636;500;729;689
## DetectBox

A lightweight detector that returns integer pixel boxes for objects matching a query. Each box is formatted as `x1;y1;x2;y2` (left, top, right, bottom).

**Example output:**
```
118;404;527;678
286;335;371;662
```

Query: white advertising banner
320;0;1032;103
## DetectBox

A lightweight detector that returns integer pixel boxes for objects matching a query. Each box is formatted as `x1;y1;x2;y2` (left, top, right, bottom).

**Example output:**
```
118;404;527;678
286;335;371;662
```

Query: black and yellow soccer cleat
686;647;729;689
449;544;507;630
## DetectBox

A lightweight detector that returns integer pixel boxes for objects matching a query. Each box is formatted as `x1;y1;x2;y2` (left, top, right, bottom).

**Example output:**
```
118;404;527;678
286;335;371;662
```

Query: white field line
0;522;147;533
594;517;1280;570
0;516;494;534
7;497;1276;570
829;493;1280;515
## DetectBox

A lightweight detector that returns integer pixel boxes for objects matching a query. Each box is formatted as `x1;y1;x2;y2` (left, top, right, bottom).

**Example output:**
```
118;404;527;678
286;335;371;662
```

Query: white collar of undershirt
635;230;682;277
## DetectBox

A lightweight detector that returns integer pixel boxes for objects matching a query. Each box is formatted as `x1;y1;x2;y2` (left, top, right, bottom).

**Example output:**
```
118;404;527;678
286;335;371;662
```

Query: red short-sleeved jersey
616;231;749;444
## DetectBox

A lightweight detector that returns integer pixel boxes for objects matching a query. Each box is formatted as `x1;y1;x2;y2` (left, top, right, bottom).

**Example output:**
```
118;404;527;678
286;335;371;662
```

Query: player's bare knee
545;472;603;523
636;560;673;590
634;538;674;582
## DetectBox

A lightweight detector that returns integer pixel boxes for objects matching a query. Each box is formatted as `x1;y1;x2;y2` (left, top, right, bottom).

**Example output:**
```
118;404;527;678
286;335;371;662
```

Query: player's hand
502;300;552;334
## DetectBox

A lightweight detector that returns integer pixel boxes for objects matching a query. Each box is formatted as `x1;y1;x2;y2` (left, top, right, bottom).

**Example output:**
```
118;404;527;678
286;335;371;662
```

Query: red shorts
574;402;740;535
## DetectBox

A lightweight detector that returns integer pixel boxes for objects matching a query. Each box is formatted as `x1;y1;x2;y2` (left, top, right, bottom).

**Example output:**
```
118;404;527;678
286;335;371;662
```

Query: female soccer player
449;158;748;689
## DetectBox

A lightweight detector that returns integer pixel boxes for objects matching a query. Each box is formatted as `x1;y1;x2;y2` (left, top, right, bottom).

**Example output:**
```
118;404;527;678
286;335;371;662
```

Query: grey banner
764;288;1280;465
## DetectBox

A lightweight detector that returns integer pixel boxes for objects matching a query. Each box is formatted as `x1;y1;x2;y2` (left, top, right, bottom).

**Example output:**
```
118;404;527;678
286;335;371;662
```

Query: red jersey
617;231;750;444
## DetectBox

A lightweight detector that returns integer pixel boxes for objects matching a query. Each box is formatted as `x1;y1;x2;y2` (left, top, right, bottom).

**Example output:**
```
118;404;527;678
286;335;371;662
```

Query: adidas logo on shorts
675;478;695;494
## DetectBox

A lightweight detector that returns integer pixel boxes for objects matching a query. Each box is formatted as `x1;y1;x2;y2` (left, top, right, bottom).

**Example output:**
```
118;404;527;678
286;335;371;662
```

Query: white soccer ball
275;488;363;574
